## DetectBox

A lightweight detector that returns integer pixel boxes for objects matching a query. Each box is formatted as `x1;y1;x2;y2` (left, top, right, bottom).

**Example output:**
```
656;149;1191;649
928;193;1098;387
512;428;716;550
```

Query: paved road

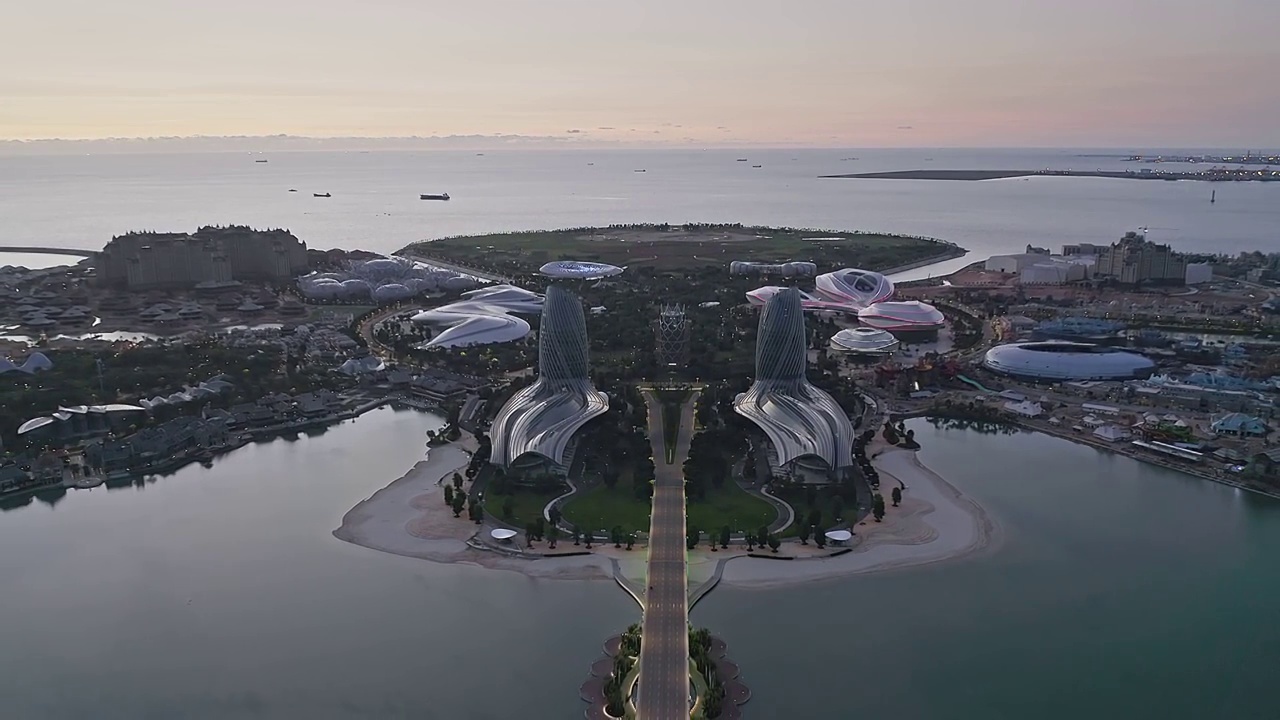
636;390;697;720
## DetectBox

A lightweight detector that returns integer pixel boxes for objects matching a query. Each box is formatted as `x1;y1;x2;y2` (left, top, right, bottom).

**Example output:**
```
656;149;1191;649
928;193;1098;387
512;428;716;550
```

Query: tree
451;492;465;517
502;497;514;521
443;484;455;507
452;473;463;489
873;493;886;522
891;486;902;507
625;533;635;551
549;506;562;528
807;507;822;532
468;498;482;524
613;525;624;548
584;532;593;549
798;524;810;545
745;532;755;552
548;525;560;549
603;469;620;489
524;522;536;546
534;517;545;541
572;528;581;545
687;527;699;549
719;525;731;549
832;495;844;521
767;536;781;553
756;525;770;548
814;527;826;549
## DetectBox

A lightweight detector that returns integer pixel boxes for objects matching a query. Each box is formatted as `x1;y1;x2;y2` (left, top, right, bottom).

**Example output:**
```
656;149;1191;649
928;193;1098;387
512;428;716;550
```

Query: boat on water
752;165;762;168
420;193;450;201
634;169;646;173
255;159;268;163
736;158;748;162
288;189;297;192
314;192;331;198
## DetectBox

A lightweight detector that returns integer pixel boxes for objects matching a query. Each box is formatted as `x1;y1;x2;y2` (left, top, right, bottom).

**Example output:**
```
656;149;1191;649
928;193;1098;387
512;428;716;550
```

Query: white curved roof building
459;285;544;314
857;301;945;333
539;260;624;280
734;288;855;475
0;352;53;375
830;327;900;355
983;341;1157;381
745;286;853;312
411;302;532;349
296;255;477;302
490;286;608;472
814;268;895;308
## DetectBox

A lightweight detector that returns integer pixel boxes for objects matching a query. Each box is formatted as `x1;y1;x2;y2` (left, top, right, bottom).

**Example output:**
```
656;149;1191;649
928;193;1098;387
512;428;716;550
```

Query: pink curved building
813;268;895;309
857;300;945;337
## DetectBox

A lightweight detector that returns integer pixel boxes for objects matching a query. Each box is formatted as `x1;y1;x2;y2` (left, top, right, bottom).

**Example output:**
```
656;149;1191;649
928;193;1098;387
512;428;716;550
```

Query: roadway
635;390;697;720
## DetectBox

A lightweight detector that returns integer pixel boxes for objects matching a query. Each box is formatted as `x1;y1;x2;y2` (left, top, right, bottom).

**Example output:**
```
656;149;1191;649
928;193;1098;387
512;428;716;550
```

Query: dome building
814;268;895;309
982;341;1157;381
830;327;900;357
857;300;945;340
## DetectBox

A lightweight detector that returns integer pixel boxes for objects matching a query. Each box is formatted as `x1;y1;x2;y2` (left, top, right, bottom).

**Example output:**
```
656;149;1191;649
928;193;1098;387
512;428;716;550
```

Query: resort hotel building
734;287;856;484
488;281;610;479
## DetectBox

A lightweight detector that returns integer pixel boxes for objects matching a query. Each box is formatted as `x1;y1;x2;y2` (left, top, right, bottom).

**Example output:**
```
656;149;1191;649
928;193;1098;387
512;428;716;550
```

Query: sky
3;0;1279;147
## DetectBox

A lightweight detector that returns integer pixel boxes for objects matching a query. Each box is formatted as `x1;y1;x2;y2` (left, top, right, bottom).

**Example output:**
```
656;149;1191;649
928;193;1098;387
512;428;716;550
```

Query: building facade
488;285;608;476
654;304;690;368
733;287;855;483
98;226;309;289
1093;232;1187;285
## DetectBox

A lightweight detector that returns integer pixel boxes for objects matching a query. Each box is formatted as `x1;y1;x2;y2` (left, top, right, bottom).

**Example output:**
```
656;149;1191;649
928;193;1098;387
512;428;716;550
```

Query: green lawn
483;488;559;529
562;483;653;535
775;486;860;537
686;482;778;535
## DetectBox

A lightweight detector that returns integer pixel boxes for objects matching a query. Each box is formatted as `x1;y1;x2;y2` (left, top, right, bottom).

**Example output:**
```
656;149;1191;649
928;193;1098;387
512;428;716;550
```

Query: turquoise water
696;419;1280;720
0;407;635;719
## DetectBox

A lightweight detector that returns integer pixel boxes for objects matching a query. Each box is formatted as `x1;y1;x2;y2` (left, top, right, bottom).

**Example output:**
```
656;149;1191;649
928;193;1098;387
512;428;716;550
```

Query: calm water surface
0;406;636;720
2;149;1276;266
696;419;1280;720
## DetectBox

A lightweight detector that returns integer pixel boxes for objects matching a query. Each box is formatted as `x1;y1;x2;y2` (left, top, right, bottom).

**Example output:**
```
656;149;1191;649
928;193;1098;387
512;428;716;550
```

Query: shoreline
821;169;1280;182
333;436;997;590
715;447;996;589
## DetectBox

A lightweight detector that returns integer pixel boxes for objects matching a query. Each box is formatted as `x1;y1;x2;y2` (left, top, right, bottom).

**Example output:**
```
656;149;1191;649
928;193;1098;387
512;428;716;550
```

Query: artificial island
8;223;1280;718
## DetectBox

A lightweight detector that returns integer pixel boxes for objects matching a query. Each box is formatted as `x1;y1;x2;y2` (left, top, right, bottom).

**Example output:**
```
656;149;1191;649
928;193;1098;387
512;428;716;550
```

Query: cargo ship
420;193;450;201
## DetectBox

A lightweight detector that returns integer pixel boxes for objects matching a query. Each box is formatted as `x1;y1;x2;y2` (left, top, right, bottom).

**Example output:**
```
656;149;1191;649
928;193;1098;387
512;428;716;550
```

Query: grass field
562;483;653;535
401;224;960;273
483;487;559;529
686;481;778;535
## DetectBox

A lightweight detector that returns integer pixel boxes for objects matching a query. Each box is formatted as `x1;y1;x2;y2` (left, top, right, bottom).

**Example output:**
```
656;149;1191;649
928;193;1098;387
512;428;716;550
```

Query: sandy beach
332;440;617;581
717;447;997;589
334;435;995;590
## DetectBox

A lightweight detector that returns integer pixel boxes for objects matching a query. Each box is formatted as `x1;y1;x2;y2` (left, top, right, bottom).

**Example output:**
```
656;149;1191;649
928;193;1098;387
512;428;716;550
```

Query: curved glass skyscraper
489;285;608;472
734;287;855;477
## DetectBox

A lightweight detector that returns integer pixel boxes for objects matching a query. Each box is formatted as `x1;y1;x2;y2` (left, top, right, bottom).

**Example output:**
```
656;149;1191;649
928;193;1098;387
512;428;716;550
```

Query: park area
401;224;959;274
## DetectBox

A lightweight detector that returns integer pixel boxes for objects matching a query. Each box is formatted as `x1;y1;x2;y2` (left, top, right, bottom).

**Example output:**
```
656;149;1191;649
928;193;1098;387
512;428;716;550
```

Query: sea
2;148;1278;278
3;149;1280;718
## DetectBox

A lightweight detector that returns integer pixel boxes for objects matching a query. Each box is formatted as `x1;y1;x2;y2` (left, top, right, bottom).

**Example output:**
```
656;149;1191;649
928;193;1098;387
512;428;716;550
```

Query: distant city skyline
4;0;1279;147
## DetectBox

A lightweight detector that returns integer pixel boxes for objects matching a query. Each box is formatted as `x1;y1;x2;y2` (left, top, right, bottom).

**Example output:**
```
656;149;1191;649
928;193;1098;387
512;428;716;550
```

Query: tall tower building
489;285;608;475
734;287;855;482
654;304;690;369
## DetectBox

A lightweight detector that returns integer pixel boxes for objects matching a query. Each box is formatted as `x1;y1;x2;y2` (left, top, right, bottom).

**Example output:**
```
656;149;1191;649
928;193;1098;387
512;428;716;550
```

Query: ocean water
1;149;1277;275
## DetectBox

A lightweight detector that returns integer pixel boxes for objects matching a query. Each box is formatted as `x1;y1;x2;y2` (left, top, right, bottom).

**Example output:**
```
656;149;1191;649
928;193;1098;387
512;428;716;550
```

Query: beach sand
332;441;615;581
334;439;995;589
717;447;996;589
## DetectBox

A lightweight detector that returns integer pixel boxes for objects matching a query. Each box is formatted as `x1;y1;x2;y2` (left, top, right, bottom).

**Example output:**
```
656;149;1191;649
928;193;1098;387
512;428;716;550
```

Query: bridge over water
635;389;698;720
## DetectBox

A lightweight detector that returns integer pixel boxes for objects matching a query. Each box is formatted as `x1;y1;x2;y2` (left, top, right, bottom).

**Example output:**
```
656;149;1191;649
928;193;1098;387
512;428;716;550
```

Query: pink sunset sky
3;0;1278;147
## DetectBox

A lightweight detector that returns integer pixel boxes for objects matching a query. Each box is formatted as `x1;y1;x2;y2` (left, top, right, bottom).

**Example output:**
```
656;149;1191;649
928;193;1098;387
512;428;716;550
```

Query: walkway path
636;390;697;720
